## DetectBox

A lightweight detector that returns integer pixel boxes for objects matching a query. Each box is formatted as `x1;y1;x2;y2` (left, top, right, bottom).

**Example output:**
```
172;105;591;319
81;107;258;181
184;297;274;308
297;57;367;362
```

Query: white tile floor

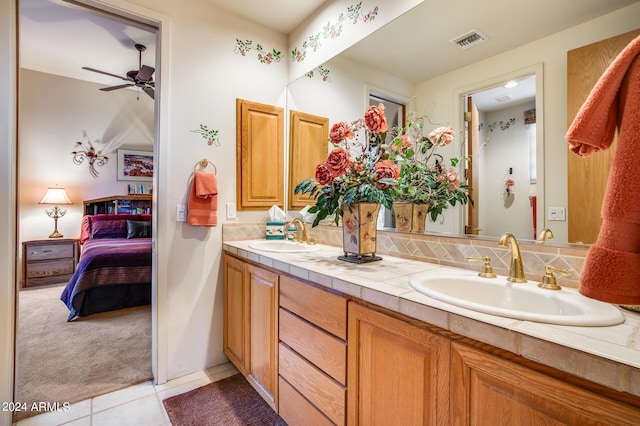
13;362;239;426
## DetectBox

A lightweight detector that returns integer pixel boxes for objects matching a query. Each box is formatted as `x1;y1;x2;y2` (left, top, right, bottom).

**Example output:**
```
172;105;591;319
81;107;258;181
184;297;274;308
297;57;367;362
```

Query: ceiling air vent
493;95;513;103
450;30;488;50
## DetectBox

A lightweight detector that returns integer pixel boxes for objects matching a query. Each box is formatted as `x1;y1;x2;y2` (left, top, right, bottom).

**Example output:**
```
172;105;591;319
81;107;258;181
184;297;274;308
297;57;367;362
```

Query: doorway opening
14;0;159;420
461;70;541;241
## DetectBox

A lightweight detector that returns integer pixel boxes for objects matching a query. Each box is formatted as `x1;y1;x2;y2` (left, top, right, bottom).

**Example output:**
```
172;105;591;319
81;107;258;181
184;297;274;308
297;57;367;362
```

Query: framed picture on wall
117;149;153;181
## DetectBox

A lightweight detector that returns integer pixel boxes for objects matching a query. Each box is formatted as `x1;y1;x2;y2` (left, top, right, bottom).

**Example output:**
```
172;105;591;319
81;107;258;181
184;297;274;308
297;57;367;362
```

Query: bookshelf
83;195;152;215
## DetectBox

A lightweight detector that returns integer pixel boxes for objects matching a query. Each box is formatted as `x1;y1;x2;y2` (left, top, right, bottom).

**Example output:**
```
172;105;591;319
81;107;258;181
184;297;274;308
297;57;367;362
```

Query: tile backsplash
222;222;587;288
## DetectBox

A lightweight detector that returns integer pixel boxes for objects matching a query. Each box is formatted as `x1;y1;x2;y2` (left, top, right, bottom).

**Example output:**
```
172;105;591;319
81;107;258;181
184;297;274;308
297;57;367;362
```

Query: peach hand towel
565;35;640;304
187;171;218;226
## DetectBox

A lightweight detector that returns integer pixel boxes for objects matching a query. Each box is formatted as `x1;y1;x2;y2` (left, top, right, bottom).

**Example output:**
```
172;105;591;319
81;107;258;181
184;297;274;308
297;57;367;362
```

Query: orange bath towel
566;35;640;304
187;171;218;226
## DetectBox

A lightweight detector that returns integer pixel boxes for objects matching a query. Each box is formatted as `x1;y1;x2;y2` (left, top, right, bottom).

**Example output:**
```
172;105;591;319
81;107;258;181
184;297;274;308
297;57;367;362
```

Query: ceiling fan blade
82;67;129;81
142;86;155;99
136;65;154;82
100;83;134;91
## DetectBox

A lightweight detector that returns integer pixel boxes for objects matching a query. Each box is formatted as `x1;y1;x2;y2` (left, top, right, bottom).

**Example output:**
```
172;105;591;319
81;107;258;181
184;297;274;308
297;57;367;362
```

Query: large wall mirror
285;0;640;247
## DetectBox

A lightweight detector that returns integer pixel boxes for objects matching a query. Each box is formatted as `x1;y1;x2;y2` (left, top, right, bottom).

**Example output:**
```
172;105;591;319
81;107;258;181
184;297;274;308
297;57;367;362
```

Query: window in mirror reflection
369;91;406;145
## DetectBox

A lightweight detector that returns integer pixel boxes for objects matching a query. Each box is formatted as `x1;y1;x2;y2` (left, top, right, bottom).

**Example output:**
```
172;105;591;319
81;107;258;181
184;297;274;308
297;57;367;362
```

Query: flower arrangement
294;104;399;227
389;113;473;222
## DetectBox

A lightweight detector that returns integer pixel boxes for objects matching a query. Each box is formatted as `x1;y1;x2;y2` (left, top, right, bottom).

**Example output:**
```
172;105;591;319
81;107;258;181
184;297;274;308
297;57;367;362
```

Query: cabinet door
236;98;284;210
348;303;450;426
247;264;279;410
450;342;640;425
223;255;249;375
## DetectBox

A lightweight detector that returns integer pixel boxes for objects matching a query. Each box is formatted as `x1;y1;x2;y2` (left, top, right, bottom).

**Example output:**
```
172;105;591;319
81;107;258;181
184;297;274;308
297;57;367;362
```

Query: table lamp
39;186;72;238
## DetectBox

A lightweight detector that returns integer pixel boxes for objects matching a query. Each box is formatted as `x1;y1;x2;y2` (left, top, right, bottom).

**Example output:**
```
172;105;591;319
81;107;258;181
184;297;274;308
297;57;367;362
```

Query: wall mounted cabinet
236;98;284;210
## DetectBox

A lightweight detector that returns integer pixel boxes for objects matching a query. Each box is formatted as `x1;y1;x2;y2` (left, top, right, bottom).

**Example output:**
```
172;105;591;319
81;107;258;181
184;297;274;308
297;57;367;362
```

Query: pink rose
428;126;455;146
374;160;399;189
315;163;334;185
392;135;413;152
325;148;351;177
329;122;354;144
364;103;388;134
445;168;460;190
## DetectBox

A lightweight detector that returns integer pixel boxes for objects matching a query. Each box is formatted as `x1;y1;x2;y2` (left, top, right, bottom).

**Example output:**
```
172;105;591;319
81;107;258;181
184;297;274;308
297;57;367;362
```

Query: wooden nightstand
22;238;79;288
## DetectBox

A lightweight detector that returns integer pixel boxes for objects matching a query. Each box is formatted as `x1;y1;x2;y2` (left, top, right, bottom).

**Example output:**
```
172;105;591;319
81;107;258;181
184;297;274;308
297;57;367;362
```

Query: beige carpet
163;373;287;426
14;284;152;421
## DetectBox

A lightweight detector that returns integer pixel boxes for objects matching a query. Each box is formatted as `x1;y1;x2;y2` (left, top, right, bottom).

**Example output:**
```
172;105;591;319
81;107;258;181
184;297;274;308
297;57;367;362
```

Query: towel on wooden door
566;35;640;304
187;171;218;226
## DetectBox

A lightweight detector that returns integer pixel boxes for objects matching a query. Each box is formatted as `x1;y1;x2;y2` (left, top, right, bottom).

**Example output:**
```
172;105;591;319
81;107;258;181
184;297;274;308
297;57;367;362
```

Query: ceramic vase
340;202;381;263
392;202;429;233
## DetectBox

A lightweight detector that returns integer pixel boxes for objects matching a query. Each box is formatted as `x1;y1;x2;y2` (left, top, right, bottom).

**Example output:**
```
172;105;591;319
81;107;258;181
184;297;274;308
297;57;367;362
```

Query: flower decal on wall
191;124;220;146
290;2;379;64
305;65;331;82
71;132;108;178
234;39;282;64
486;117;517;132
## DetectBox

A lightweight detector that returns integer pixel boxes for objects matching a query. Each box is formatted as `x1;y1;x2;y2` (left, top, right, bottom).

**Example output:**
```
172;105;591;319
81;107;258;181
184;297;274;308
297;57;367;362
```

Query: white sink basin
409;273;625;326
248;240;322;253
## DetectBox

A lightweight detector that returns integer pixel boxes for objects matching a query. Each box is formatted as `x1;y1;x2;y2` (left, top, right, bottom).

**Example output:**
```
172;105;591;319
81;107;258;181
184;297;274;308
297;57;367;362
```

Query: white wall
18;69;154;245
415;2;640;242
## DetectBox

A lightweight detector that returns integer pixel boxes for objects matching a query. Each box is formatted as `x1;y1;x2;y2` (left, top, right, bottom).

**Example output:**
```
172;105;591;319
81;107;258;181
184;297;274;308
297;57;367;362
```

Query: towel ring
194;158;217;174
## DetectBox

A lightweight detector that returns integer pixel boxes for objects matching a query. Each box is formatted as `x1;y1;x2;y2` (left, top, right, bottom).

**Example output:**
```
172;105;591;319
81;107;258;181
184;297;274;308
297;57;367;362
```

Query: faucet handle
537;265;570;290
307;232;316;245
466;257;497;278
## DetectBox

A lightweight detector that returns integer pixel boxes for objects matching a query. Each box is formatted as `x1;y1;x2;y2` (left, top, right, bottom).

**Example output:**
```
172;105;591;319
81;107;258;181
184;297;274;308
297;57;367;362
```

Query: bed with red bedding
60;214;152;321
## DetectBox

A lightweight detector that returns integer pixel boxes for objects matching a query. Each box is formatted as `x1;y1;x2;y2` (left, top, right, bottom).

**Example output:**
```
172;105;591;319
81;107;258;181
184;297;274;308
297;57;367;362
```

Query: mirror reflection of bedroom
15;0;156;418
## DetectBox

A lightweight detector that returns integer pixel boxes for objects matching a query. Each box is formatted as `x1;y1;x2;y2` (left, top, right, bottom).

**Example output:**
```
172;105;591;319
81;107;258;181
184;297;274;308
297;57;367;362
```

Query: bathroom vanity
223;241;640;425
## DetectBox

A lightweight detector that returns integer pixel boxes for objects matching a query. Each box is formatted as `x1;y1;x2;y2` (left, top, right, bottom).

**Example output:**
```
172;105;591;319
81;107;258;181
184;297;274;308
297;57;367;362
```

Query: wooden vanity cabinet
450;342;640;425
349;302;640;426
278;275;348;426
223;255;279;410
348;302;450;426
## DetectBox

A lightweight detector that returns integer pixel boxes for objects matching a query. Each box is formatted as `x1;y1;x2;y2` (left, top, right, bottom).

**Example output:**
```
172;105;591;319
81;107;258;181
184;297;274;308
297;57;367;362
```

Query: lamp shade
39;187;72;205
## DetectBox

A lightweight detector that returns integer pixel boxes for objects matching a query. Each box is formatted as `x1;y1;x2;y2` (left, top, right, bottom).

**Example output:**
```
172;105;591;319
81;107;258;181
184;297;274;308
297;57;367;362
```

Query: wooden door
247;264;279;410
348;303;450;426
450;342;640;425
567;29;640;244
465;96;479;235
222;255;249;375
288;110;329;209
236;98;284;210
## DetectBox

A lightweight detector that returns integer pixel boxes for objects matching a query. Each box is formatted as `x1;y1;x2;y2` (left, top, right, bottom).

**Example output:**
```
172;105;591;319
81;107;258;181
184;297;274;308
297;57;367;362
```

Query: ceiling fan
82;43;155;99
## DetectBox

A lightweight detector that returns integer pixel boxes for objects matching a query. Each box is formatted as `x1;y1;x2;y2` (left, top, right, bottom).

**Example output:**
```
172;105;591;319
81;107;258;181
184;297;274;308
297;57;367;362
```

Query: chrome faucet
536;228;554;244
498;232;527;283
288;218;315;244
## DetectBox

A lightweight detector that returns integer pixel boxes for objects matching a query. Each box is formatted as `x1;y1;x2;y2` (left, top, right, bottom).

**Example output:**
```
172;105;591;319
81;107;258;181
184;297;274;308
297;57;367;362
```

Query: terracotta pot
340;202;381;262
392;202;429;233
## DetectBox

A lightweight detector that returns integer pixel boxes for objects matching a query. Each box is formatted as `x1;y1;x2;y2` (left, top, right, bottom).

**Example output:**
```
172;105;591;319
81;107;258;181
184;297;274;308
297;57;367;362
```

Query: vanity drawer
279;308;346;384
279;343;346;425
279;275;347;340
279;376;334;426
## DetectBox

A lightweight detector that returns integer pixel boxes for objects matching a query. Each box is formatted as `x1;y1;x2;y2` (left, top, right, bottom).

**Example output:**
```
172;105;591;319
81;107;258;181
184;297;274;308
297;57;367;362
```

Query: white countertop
224;240;640;396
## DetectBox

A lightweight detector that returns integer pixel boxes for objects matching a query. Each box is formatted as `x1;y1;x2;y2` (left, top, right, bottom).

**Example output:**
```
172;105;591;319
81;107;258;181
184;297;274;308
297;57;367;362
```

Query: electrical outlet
226;202;237;219
176;205;186;222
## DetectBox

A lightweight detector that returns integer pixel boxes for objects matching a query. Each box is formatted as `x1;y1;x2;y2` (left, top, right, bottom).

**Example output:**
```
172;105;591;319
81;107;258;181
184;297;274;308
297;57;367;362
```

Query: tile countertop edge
223;240;640;396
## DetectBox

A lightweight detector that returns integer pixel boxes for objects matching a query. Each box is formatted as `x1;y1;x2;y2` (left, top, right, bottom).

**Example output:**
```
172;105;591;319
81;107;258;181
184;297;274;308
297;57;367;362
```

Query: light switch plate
176;205;186;222
226;202;237;219
548;207;566;221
